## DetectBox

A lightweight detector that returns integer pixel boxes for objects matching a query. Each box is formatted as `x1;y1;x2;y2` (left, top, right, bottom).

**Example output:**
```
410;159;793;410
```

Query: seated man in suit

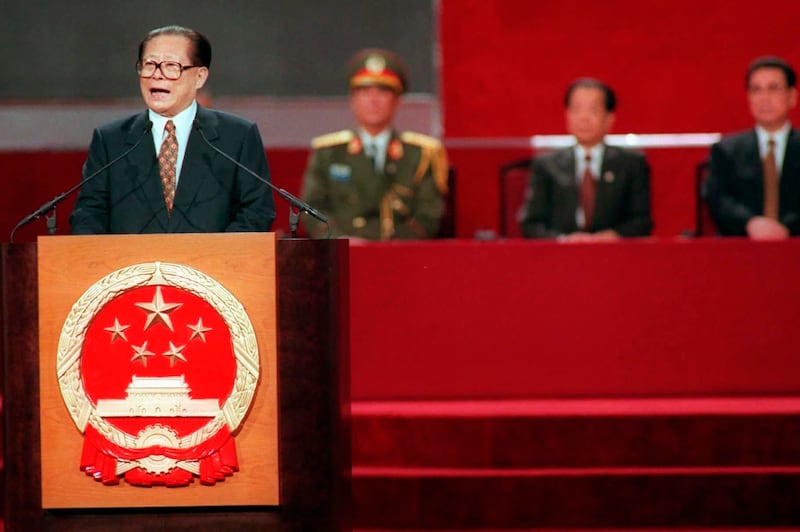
70;25;275;234
301;48;448;239
520;78;653;241
705;56;800;239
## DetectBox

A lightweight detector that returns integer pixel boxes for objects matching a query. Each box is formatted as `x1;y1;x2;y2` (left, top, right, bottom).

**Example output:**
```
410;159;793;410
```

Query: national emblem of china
56;261;260;487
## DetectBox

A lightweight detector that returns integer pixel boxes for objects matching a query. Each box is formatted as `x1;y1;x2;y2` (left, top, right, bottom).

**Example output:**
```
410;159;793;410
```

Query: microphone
192;119;329;234
10;121;153;242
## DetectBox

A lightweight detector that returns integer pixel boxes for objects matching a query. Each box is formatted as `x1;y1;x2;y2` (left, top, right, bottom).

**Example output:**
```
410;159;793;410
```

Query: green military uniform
300;47;449;239
301;129;448;239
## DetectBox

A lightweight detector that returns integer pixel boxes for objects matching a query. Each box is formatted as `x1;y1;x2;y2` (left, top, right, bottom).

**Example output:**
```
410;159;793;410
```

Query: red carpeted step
351;397;800;529
353;397;800;469
353;468;800;529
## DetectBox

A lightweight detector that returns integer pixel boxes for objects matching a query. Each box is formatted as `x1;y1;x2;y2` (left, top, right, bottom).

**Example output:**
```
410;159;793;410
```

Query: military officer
301;48;448;239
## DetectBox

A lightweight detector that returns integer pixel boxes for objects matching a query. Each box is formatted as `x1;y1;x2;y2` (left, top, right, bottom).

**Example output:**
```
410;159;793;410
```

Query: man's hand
746;216;790;240
559;230;621;243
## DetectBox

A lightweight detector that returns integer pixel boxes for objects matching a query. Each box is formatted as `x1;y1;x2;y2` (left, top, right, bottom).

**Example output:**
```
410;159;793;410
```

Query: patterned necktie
580;153;596;230
158;120;178;213
763;138;779;220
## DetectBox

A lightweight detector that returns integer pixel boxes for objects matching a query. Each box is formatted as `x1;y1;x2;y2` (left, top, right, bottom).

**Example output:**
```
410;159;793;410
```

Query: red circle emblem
57;262;260;487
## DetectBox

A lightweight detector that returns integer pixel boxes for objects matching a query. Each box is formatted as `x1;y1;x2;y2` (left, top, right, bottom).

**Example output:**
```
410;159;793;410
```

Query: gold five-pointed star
104;318;130;342
130;341;155;366
162;341;187;367
135;286;182;331
187;318;213;342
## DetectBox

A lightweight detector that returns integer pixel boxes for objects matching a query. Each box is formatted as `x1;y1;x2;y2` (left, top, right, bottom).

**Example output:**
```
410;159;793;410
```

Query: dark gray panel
0;0;434;99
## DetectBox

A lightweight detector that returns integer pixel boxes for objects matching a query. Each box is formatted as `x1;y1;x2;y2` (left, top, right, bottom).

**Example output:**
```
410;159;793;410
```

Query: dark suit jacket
705;128;800;236
70;106;275;234
520;145;653;238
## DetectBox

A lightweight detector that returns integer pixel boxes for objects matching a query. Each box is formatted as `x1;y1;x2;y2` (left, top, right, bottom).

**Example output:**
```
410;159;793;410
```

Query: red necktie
763;138;778;220
158;120;178;213
580;153;596;230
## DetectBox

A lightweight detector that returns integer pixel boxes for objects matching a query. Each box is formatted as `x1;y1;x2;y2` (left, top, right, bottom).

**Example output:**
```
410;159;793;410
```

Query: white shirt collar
574;142;605;180
358;128;392;151
149;100;197;141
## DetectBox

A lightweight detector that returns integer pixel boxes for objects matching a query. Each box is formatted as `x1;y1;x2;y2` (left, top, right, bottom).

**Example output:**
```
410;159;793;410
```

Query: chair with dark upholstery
437;166;457;238
695;160;718;236
498;157;533;237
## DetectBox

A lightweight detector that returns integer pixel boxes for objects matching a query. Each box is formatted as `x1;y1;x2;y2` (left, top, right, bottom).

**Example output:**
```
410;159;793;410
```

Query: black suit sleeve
705;141;754;236
70;128;112;234
520;157;560;238
611;153;653;237
225;122;275;232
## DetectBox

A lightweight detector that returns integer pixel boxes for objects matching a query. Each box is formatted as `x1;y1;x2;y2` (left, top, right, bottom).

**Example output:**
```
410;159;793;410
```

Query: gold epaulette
400;131;449;195
311;129;354;149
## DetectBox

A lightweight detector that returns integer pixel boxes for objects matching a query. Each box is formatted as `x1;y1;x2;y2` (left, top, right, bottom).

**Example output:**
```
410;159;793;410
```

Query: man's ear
195;67;209;90
606;112;616;132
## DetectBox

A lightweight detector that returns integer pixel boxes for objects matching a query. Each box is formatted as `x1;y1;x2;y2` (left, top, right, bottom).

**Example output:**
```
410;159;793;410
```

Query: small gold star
130;341;155;366
187;318;213;342
135;286;182;331
104;318;130;342
162;341;187;367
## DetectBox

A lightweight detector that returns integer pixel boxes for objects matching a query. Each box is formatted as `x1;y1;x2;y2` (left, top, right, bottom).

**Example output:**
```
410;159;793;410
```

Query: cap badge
365;54;386;73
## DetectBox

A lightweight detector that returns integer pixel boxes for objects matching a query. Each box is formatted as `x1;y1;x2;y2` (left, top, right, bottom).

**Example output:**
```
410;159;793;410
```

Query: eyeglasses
136;60;198;80
748;83;790;95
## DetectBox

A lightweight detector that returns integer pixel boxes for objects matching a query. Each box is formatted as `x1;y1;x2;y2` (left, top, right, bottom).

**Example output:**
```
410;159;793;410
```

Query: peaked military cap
347;48;409;94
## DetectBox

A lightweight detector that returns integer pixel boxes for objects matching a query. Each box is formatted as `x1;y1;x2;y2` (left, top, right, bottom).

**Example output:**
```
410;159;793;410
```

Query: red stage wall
349;239;800;400
440;0;800;136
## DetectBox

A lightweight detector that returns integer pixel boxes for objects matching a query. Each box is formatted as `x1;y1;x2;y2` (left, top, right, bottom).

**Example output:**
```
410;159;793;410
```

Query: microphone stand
46;206;58;236
9;122;153;243
288;208;300;238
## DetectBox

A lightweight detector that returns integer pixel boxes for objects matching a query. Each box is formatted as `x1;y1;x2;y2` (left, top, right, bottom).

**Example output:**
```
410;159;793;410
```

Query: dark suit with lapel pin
705;129;800;235
70;105;275;234
520;145;653;238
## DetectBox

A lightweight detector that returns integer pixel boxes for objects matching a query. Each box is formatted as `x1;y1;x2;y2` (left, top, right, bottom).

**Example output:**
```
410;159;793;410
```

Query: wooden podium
1;234;350;531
